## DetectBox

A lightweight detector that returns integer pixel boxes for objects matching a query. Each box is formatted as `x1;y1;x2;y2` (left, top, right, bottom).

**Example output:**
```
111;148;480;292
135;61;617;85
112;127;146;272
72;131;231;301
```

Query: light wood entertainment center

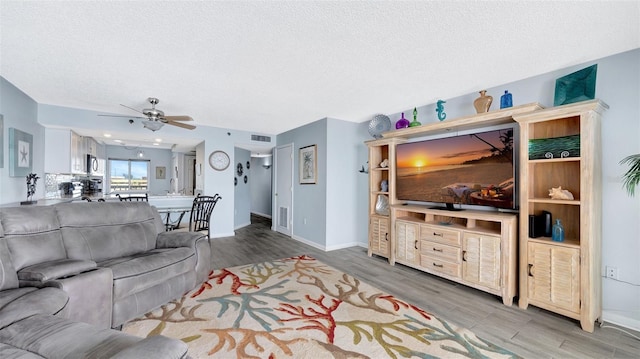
366;100;607;331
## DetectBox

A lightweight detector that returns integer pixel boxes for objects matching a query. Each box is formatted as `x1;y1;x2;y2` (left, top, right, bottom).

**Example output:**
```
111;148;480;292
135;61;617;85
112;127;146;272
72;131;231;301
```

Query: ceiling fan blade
98;114;145;119
120;104;145;114
163;115;193;122
167;121;196;130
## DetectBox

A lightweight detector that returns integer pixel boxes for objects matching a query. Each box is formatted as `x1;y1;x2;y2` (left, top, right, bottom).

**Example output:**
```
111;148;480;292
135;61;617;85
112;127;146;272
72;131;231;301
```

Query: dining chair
188;194;222;238
116;193;148;202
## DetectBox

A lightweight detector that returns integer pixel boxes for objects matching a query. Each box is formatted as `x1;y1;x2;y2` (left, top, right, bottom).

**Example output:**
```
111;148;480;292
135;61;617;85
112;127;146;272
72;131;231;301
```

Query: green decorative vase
409;107;421;127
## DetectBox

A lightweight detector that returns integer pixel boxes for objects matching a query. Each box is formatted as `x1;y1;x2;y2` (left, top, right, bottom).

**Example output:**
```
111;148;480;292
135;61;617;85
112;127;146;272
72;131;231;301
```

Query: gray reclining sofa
0;202;211;358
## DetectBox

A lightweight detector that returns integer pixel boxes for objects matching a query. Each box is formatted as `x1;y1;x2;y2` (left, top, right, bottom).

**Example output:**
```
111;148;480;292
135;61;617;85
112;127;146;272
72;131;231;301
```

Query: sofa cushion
0;314;188;359
56;202;162;262
0;287;68;330
0;207;66;271
99;247;195;300
0;342;44;358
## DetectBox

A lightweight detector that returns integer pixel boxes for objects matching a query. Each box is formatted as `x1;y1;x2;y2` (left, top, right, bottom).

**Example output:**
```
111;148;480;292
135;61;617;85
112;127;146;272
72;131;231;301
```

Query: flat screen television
395;127;517;211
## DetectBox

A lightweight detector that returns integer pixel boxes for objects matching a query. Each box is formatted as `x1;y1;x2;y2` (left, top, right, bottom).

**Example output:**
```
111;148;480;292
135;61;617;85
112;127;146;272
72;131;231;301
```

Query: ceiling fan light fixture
143;120;164;131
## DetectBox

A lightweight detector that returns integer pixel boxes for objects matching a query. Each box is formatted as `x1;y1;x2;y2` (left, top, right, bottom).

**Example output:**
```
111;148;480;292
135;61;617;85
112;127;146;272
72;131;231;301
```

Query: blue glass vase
552;219;565;242
500;90;513;109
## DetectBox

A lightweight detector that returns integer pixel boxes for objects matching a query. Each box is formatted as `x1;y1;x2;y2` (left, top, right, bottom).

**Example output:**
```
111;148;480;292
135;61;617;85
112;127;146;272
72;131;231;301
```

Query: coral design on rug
123;255;520;358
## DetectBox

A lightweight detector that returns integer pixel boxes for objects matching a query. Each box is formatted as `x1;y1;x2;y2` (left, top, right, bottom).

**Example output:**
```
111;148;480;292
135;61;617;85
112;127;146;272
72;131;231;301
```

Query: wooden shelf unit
391;205;518;305
364;103;542;306
513;99;608;332
366;137;406;260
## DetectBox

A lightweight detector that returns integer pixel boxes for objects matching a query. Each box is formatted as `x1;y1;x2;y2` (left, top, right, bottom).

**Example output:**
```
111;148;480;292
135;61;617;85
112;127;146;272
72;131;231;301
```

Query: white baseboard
325;241;362;251
602;310;640;332
210;231;235;239
234;222;251;230
291;234;326;251
290;235;367;252
251;211;272;219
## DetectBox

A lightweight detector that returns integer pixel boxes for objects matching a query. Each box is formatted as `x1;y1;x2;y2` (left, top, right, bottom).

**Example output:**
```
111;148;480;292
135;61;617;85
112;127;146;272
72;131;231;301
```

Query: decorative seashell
548;186;574;200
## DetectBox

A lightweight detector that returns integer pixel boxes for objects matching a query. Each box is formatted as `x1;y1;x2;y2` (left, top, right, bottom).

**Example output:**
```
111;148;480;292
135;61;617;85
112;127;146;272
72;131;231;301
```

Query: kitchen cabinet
44;128;86;175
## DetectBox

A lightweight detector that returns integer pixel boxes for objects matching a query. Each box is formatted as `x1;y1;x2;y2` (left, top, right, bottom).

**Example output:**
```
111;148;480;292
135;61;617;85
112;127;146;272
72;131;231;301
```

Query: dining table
156;206;192;231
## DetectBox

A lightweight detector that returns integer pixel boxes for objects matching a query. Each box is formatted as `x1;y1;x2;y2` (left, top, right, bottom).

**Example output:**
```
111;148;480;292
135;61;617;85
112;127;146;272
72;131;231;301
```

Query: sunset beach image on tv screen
396;129;515;209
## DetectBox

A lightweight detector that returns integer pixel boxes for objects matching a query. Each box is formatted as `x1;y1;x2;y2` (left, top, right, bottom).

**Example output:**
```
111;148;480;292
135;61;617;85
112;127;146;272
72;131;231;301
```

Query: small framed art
299;144;317;184
9;128;33;177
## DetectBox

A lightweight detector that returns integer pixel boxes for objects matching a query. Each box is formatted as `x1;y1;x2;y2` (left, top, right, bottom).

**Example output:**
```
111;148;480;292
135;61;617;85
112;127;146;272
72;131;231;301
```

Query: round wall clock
209;150;230;171
236;163;244;176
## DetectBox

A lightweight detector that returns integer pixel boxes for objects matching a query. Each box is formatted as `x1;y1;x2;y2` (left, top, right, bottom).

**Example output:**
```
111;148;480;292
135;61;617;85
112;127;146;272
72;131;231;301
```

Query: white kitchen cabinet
44;128;86;175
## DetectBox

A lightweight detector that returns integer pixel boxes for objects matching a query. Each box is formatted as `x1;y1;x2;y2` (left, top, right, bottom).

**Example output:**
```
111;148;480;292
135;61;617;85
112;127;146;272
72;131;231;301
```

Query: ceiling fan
99;97;196;131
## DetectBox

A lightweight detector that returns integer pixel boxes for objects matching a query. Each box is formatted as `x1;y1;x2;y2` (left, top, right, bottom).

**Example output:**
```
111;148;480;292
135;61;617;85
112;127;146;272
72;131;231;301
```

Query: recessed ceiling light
153;143;160;146
114;139;123;143
104;133;112;138
155;138;162;142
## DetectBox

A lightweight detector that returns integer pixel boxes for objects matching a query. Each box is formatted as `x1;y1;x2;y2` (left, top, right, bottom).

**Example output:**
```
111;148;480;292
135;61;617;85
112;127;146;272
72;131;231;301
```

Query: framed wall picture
0;115;4;168
9;128;32;177
299;144;317;184
156;166;167;179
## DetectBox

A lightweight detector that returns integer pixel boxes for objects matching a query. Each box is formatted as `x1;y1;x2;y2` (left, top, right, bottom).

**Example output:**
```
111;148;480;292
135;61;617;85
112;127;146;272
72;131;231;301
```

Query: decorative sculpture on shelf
379;159;389;168
22;173;40;205
436;100;447;121
409;107;421;127
548;186;574;200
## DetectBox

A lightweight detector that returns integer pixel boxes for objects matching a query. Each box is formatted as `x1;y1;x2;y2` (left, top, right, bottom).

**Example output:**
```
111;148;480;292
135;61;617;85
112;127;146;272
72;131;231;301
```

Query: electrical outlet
303;218;307;225
606;266;618;279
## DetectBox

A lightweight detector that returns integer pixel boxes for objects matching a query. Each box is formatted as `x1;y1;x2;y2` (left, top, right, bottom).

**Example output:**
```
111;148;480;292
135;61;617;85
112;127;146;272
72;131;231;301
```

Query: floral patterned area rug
123;255;520;358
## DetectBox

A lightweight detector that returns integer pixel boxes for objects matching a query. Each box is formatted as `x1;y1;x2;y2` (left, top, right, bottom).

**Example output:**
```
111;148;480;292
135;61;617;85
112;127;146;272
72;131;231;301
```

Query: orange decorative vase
473;90;493;113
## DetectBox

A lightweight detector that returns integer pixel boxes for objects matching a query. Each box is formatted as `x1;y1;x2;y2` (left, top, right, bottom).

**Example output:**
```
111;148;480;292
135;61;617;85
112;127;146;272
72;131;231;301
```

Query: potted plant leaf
620;154;640;196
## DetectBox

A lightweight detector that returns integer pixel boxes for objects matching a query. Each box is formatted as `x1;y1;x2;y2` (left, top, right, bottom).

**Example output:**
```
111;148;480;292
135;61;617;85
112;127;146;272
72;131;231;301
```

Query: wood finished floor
210;214;640;359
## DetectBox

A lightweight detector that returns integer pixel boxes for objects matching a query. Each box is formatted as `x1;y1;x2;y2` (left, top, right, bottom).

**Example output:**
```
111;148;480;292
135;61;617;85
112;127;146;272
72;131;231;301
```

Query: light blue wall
277;119;328;247
276;117;369;249
105;145;173;196
385;48;640;331
325;118;370;250
0;78;42;204
234;147;251;229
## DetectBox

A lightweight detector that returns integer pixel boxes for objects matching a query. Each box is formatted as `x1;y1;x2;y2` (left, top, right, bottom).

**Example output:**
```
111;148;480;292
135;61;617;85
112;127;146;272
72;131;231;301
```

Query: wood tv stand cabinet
366;103;543;306
392;205;518;306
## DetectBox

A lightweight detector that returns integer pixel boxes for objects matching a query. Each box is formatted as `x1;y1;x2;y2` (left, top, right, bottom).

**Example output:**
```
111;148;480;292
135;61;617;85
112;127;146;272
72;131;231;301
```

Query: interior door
185;155;196;195
274;144;293;236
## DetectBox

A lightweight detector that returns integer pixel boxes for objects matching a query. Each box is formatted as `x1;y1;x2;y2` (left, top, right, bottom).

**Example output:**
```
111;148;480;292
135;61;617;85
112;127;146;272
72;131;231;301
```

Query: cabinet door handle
433;263;443;268
414;240;419;250
385;233;389;241
528;264;534;277
433;232;443;237
462;250;467;261
433;247;443;252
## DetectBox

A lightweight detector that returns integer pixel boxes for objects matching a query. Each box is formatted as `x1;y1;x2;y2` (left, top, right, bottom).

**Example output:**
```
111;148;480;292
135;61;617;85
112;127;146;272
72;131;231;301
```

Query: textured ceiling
1;1;639;144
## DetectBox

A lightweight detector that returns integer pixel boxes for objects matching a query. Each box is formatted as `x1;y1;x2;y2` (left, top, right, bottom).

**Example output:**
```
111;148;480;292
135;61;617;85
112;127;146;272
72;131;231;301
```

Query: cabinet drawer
420;225;461;246
421;240;460;263
420;255;461;278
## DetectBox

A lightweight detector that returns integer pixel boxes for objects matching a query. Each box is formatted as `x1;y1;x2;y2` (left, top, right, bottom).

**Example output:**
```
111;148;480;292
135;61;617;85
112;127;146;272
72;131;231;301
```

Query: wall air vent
251;135;271;142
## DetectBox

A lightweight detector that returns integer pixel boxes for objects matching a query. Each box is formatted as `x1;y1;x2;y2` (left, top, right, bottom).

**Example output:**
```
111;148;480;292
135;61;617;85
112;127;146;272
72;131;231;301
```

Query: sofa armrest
17;259;97;283
156;231;211;284
156;231;207;249
110;335;189;359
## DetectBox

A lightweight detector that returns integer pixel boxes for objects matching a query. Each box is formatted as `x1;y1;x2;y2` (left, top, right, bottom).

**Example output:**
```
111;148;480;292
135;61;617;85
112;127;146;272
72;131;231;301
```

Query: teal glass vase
552;219;565;242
